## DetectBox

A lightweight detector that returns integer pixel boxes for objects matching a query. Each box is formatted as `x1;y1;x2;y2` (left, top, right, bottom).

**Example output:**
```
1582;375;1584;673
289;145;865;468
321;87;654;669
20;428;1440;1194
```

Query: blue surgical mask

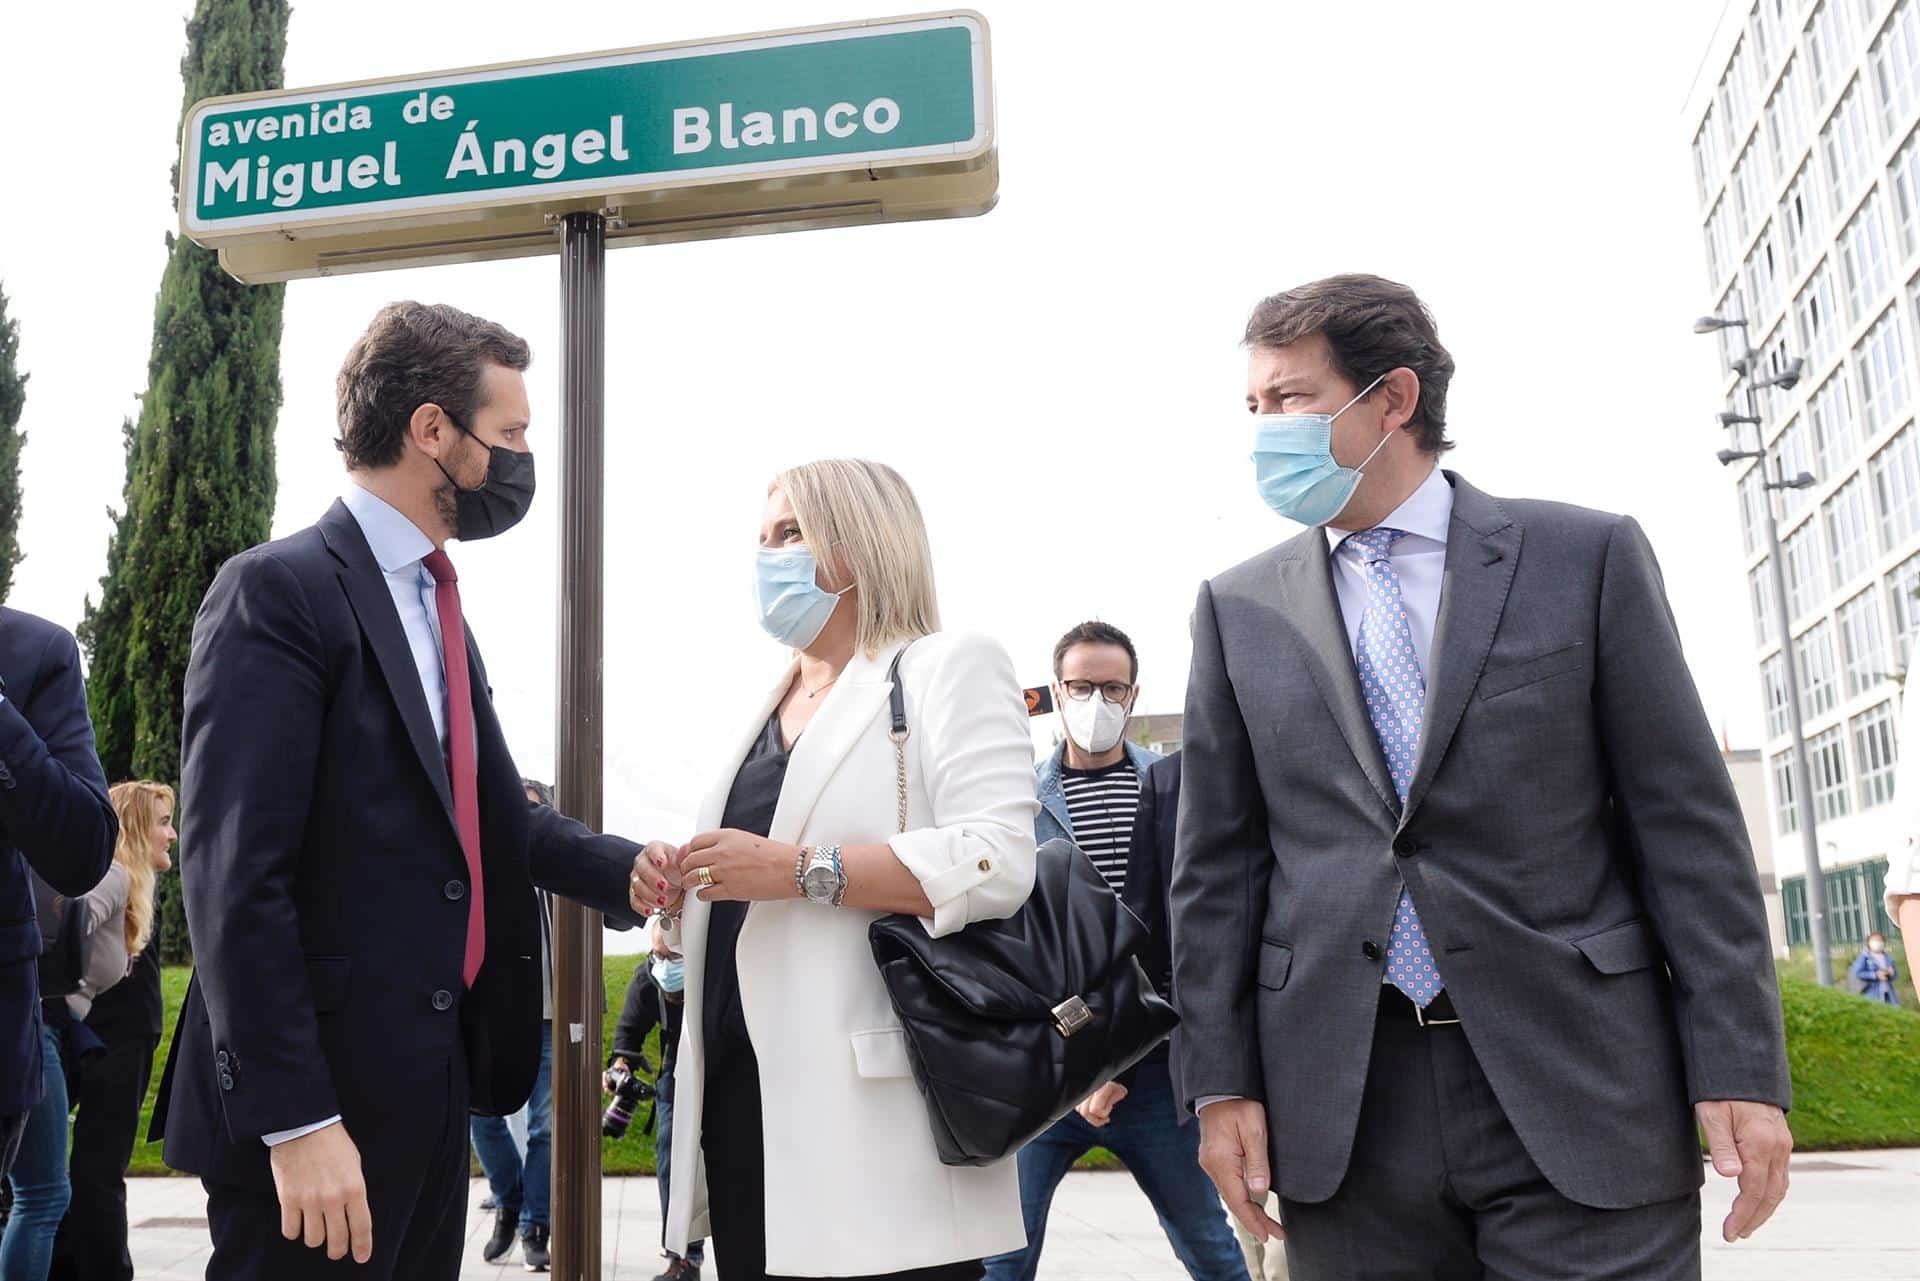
1251;373;1390;526
652;957;685;993
755;545;851;649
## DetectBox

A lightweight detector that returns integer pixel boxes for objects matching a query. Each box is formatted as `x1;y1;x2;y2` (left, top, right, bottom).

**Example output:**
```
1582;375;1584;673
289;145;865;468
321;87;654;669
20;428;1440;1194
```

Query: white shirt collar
1326;465;1454;553
341;481;435;575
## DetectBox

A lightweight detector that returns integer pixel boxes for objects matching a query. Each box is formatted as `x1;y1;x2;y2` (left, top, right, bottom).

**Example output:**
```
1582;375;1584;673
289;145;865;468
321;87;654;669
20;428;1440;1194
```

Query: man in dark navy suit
152;302;673;1280
0;606;118;1179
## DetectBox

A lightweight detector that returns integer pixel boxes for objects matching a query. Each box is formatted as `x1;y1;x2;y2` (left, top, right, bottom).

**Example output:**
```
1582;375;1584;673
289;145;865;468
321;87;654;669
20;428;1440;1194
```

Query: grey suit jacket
1170;472;1790;1212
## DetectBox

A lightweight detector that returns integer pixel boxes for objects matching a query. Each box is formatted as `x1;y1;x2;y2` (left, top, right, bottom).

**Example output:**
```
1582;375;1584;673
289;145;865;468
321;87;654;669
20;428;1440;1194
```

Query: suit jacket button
215;1050;230;1069
218;1071;235;1091
432;989;454;1011
1393;836;1418;857
444;880;466;901
1362;940;1382;961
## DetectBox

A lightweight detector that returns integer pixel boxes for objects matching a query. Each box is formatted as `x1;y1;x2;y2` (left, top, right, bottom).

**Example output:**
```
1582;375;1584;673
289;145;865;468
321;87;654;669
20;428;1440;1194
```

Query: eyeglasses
1061;680;1134;706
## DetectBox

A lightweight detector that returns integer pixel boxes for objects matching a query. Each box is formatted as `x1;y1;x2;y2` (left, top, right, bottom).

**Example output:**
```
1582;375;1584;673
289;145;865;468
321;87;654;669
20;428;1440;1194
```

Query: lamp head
1693;314;1747;334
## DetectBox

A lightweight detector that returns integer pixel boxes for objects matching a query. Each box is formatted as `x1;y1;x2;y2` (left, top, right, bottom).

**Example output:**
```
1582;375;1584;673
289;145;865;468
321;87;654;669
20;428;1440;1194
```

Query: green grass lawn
126;958;1920;1176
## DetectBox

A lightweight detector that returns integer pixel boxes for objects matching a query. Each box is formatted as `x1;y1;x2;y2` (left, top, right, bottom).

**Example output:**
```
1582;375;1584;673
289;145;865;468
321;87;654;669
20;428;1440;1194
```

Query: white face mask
1061;689;1130;755
1868;939;1886;953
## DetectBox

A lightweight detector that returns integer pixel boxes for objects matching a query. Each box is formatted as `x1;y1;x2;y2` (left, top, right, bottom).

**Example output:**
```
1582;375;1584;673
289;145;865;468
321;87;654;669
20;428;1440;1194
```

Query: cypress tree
0;284;26;603
80;0;290;962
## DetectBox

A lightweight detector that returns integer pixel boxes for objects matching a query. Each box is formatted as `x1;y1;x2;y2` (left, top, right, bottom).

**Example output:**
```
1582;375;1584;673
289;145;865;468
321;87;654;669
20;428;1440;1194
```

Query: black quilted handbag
867;644;1179;1167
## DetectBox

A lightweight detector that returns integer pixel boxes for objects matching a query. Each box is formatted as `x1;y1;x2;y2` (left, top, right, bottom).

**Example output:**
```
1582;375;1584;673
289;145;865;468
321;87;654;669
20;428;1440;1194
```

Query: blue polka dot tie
1346;528;1444;1008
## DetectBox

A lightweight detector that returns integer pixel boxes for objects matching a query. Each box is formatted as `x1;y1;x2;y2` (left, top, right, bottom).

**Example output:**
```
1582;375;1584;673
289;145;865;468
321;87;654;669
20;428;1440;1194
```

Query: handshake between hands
628;828;812;918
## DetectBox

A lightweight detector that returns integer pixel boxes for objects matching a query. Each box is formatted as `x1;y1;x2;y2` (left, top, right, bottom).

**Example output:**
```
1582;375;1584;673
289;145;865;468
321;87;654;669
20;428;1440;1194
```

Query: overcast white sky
2;2;1746;943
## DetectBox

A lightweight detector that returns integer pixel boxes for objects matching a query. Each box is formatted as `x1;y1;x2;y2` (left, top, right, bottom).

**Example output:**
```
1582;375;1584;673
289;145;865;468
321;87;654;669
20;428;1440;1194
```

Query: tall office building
1687;0;1919;949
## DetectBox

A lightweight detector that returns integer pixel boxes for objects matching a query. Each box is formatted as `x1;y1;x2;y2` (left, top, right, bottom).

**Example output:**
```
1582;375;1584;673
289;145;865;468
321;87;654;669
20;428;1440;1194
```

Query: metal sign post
551;210;606;1280
175;15;997;1278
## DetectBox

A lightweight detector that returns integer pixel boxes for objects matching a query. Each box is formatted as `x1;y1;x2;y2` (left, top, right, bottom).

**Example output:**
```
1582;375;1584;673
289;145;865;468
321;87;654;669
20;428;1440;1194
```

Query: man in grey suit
1171;274;1793;1279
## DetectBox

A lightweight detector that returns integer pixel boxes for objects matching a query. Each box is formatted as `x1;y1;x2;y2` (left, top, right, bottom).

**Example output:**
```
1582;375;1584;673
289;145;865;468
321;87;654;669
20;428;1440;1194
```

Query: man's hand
1696;1099;1792;1242
1076;1081;1128;1128
268;1123;372;1263
1197;1099;1282;1243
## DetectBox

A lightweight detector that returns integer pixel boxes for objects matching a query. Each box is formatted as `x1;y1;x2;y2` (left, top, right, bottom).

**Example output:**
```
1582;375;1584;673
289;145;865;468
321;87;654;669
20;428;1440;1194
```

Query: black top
703;713;792;1075
85;940;165;1041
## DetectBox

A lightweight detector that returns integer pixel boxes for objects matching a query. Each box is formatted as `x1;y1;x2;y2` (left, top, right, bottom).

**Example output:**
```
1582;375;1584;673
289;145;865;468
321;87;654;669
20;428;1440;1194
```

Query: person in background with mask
984;621;1245;1281
151;301;668;1281
1848;934;1899;1006
1173;274;1792;1280
648;458;1039;1280
607;916;704;1281
469;777;562;1271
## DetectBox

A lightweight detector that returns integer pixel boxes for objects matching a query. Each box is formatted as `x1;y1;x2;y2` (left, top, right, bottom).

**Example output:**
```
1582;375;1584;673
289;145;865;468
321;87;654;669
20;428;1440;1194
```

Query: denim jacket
1034;738;1164;846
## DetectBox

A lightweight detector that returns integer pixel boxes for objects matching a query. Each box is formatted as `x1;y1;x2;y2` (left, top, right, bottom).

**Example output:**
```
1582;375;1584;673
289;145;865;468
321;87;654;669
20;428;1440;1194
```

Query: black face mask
434;412;536;541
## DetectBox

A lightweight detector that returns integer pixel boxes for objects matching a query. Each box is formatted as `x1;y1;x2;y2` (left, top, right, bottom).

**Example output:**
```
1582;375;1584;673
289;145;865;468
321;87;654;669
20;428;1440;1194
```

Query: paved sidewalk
127;1150;1920;1279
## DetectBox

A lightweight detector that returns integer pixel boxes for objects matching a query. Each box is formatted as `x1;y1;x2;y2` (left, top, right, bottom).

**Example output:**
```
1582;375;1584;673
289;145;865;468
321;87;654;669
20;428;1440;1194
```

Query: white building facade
1687;0;1919;946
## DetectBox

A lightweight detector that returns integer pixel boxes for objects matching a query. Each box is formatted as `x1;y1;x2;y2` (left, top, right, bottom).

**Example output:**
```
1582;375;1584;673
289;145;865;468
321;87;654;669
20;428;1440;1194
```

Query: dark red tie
423;550;485;988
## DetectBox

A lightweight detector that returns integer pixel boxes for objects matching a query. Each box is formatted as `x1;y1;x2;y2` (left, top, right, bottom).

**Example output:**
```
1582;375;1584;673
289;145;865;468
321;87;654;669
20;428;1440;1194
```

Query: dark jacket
1173;474;1790;1210
1122;751;1184;1117
0;607;118;1116
152;501;643;1185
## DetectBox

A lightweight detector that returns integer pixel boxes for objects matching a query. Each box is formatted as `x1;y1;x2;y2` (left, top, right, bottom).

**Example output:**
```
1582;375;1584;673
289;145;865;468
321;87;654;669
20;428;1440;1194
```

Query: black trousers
48;1031;158;1281
1278;989;1702;1281
202;1052;469;1281
702;1047;982;1281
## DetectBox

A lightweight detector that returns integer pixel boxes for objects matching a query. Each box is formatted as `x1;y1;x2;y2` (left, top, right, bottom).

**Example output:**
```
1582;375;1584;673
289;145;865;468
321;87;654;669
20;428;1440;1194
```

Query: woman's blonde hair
774;459;941;656
109;780;174;958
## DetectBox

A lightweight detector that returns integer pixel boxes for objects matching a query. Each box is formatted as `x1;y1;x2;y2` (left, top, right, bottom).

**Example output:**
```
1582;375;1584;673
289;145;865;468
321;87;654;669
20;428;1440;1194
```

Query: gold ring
694;866;715;889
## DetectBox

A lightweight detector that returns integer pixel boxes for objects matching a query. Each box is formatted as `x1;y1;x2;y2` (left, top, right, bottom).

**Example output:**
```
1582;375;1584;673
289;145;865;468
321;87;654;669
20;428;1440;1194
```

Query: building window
1886;551;1920;662
1822;81;1873;214
1796;620;1840;717
1806;1;1858;107
1836;585;1890;693
1838;191;1892;324
1785;857;1899;945
1778;417;1818;519
1811;724;1852;820
1763;652;1794;737
1808;372;1856;475
1795;259;1840;368
1825;476;1876;585
1752;562;1780;645
1871;0;1920;137
1706;198;1734;287
1890;129;1920;257
1772;748;1799;833
1738;464;1768;556
1852;701;1900;806
1856;305;1914;436
1766;57;1808;179
1871;425;1920;546
1748;226;1785;323
1780;163;1826;274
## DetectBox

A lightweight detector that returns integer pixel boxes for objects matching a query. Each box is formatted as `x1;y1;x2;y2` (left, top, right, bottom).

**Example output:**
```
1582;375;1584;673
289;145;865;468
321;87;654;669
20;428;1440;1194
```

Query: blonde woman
49;781;174;1281
637;460;1039;1281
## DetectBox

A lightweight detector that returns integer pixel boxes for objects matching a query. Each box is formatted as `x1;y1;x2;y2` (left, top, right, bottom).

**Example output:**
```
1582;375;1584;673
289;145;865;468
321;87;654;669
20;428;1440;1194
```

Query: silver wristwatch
799;844;845;906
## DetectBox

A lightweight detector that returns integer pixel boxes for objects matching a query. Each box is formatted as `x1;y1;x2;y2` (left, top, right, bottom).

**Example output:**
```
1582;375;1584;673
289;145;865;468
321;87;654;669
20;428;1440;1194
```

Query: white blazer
662;631;1040;1276
1884;682;1920;915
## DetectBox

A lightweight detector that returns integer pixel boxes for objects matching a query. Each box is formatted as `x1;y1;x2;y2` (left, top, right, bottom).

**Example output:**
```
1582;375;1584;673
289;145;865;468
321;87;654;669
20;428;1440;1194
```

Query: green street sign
177;12;995;281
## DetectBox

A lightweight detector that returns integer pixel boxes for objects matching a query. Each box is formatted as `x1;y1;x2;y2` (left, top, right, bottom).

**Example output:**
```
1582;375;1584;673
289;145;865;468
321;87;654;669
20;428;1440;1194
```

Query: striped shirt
1060;760;1141;895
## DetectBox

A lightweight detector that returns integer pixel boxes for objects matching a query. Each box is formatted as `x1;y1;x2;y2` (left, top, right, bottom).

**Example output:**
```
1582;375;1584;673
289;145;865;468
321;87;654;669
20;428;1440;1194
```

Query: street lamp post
1695;314;1836;986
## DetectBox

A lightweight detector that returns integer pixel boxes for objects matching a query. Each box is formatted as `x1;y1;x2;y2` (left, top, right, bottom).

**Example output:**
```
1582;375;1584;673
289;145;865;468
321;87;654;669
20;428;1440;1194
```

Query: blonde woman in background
48;781;175;1281
639;459;1039;1281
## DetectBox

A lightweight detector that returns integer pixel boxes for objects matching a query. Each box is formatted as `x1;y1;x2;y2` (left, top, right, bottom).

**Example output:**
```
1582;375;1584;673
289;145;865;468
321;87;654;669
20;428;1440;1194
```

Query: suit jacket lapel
1401;474;1521;826
766;644;901;846
1274;532;1400;819
318;501;457;833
